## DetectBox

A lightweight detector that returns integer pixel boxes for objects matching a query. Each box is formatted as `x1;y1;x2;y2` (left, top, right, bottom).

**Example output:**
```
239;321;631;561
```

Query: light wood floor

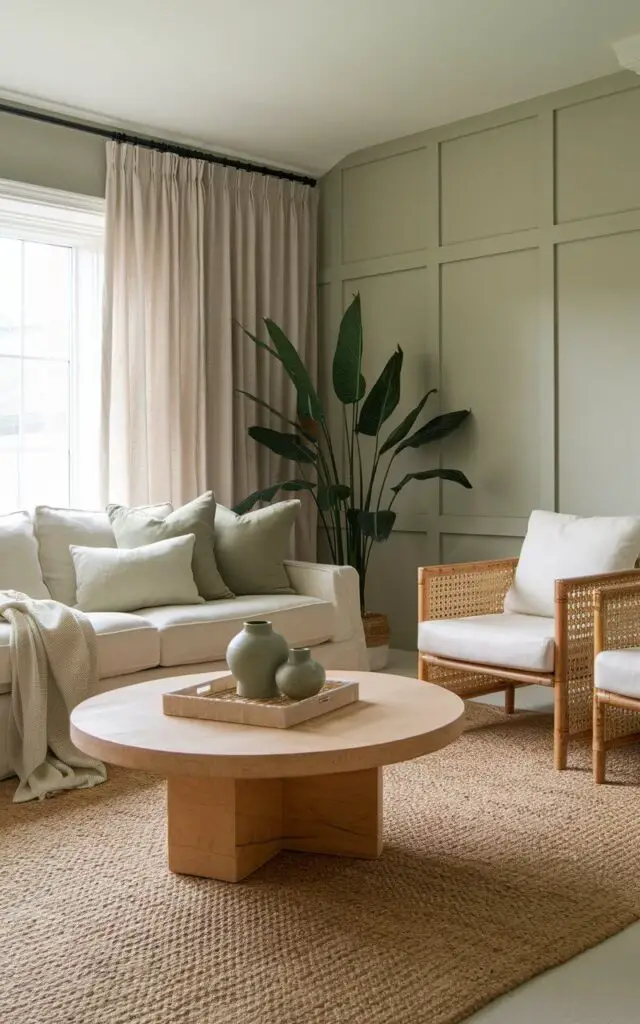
388;649;640;1024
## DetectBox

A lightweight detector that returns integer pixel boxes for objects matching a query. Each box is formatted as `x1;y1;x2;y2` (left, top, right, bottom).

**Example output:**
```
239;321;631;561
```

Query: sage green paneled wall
0;111;106;196
319;71;640;650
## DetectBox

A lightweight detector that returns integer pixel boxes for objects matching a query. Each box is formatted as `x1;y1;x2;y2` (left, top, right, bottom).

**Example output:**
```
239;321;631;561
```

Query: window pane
20;449;69;509
0;237;22;330
0;327;20;356
23;242;71;358
22;360;69;450
0;450;19;513
0;356;20;440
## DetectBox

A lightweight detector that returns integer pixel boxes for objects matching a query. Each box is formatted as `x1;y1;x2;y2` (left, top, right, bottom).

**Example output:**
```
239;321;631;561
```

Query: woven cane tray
162;674;359;729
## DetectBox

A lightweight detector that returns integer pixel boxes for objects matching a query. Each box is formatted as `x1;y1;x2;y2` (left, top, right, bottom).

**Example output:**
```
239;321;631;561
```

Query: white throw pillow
0;511;50;599
504;510;640;617
70;534;203;613
35;503;171;606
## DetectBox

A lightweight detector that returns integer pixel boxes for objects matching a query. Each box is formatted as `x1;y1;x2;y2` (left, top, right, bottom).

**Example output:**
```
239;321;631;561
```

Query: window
0;180;104;513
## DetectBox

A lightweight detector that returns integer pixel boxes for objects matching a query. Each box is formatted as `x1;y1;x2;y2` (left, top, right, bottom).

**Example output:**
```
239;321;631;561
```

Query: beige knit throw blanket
1;591;107;803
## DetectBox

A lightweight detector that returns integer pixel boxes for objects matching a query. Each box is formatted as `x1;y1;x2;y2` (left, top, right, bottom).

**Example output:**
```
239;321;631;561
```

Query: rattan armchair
593;583;640;783
418;559;640;769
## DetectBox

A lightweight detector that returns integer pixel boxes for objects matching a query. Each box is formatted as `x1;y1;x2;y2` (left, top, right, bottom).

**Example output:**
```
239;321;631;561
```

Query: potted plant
234;294;471;667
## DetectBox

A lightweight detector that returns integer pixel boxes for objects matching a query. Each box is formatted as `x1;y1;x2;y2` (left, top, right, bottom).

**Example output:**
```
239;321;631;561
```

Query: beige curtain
101;142;318;559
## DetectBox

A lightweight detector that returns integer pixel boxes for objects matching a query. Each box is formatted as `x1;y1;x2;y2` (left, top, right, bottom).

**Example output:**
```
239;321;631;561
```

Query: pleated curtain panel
100;141;319;558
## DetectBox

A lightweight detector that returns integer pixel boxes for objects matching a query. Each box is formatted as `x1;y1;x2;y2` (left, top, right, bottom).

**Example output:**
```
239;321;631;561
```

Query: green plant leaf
235;390;316;444
232;480;316;515
395;409;470;452
264;319;325;423
379;389;437;455
248;426;317;464
357;509;397;541
237;323;282;362
332;293;366;404
390;468;472;495
317;483;351;511
356;347;404;436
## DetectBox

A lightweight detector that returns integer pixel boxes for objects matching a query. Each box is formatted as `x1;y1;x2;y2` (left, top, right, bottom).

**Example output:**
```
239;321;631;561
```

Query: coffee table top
70;670;465;779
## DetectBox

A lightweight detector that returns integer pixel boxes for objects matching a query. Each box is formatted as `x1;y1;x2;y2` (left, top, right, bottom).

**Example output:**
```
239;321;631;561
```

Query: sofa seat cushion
133;594;337;668
418;612;555;673
0;612;160;694
595;649;640;699
0;625;11;695
85;612;161;678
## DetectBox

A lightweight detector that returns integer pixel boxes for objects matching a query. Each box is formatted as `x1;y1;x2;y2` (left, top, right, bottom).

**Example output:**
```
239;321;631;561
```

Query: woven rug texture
2;703;640;1024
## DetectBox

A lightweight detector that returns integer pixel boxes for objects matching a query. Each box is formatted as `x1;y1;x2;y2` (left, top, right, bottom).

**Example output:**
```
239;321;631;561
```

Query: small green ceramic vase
275;647;326;701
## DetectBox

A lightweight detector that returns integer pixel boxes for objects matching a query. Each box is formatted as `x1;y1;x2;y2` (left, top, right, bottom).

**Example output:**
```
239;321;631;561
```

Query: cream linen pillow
504;510;640;617
35;503;172;606
0;511;50;598
70;534;202;613
214;500;300;595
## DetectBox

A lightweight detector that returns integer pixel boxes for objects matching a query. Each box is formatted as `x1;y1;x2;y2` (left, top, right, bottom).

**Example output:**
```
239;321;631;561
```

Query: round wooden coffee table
71;670;464;882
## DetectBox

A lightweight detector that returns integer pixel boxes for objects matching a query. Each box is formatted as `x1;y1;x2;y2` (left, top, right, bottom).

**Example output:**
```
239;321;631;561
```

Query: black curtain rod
0;101;316;187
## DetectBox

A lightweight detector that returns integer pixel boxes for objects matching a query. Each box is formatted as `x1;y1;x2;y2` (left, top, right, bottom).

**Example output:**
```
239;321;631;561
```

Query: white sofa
0;515;367;780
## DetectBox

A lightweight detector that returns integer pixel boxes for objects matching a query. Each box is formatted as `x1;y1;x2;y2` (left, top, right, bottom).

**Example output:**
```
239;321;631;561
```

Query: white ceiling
0;0;638;176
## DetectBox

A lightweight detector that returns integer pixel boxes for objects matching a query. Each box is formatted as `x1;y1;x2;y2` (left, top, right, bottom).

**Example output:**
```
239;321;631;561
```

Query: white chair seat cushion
0;611;161;695
132;594;337;668
595;649;640;699
418;612;555;673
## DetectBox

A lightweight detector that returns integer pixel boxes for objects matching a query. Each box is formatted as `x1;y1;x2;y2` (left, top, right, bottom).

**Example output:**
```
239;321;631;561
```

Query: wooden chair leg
593;693;606;784
504;685;515;715
554;680;568;770
418;653;429;682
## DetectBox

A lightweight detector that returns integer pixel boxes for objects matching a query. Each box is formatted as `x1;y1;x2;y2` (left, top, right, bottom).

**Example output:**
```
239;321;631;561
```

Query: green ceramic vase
226;620;288;699
275;647;326;701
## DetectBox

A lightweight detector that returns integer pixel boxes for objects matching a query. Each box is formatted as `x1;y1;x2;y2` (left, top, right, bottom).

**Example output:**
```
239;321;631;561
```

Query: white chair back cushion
0;511;50;599
505;510;640;617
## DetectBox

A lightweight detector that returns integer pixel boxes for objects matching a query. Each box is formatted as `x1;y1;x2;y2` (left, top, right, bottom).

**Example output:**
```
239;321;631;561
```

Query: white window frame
0;178;105;509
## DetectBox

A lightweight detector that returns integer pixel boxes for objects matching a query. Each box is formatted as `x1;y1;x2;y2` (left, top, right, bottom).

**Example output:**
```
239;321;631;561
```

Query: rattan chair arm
593;580;640;655
554;569;640;708
418;558;518;584
418;558;518;622
556;567;640;596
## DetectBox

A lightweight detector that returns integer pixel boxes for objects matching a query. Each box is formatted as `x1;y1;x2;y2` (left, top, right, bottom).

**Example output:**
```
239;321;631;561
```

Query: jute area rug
2;703;640;1024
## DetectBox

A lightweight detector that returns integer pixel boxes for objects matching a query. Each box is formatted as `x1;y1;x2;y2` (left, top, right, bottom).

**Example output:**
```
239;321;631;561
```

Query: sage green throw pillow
214;499;300;595
107;492;233;600
71;535;203;613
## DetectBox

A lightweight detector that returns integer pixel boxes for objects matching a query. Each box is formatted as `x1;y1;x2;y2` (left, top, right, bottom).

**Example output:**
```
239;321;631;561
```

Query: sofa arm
593;581;640;655
284;560;364;645
418;558;518;623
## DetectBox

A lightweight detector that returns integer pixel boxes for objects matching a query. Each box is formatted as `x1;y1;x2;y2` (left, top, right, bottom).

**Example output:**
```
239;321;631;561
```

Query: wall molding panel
319;71;640;649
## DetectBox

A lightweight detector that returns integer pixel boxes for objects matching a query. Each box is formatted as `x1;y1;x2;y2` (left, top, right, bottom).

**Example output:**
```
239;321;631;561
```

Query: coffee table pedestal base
167;767;383;882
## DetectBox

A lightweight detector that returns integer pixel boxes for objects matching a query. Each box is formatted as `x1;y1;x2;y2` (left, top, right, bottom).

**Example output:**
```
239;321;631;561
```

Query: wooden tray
162;674;359;729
